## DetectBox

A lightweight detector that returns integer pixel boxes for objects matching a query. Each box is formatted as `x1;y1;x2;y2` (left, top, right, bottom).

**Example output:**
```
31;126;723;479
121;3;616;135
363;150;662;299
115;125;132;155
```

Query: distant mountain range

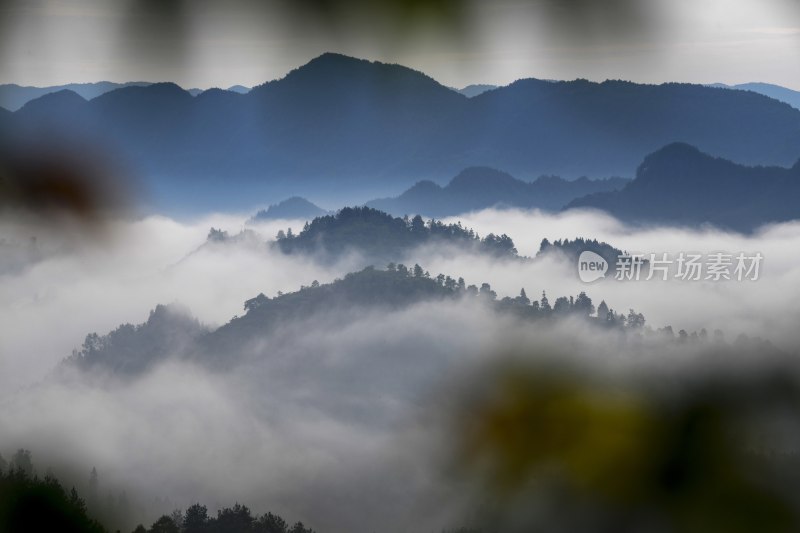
3;53;800;211
711;83;800;110
456;84;498;97
250;196;329;221
567;142;800;232
367;166;629;217
253;141;800;234
0;82;252;111
0;81;151;111
248;166;627;220
459;81;800;109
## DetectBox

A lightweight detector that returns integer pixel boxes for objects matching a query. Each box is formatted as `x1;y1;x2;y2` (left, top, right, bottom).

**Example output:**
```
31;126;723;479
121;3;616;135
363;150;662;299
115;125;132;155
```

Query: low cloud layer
437;208;800;348
1;207;799;532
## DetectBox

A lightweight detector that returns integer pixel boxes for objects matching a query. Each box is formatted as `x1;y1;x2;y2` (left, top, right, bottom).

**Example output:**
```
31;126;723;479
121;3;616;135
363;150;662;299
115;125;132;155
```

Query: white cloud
1;208;800;532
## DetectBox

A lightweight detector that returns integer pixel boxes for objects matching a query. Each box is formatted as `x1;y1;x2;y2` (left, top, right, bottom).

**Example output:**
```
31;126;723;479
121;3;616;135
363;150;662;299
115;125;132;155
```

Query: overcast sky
0;0;798;90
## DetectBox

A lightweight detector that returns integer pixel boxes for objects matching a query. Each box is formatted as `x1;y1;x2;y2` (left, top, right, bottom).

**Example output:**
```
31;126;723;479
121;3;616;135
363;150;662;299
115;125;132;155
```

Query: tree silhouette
627;309;646;329
517;288;530;306
258;512;289;533
183;503;210;533
88;467;98;506
216;503;254;532
149;515;179;533
540;291;551;313
553;296;570;314
10;449;34;477
573;292;594;316
597;300;609;320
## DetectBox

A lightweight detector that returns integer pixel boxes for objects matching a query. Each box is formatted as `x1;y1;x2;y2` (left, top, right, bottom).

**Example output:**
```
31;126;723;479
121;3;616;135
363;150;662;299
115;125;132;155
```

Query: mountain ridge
5;53;800;211
367;166;629;216
567;142;800;231
711;82;800;110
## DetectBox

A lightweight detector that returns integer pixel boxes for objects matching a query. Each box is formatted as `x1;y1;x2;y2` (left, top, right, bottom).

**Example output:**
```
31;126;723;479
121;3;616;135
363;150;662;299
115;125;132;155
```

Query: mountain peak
92;82;190;106
568;144;800;231
250;196;327;221
286;53;375;81
20;89;86;111
405;180;442;194
307;52;365;67
447;167;519;191
637;142;709;173
652;141;704;156
278;52;451;94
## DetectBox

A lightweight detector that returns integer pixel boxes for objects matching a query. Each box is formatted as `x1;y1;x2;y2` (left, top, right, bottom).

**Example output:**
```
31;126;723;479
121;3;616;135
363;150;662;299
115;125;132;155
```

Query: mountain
250;196;328;221
66;303;206;375
711;82;800;110
65;265;633;375
566;143;800;231
536;237;647;281
0;81;152;111
274;206;518;263
457;84;498;97
0;81;255;111
242;53;467;181
16;89;89;119
227;85;251;94
6;53;800;211
366;166;629;217
456;79;800;178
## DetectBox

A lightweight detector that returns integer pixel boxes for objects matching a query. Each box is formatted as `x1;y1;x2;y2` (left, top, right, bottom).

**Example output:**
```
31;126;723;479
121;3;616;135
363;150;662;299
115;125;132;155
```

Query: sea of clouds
1;207;799;532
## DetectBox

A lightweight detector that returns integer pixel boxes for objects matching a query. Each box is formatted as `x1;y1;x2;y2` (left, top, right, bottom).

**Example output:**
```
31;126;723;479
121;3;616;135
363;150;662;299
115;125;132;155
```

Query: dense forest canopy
273;206;517;261
64;261;708;378
0;450;318;533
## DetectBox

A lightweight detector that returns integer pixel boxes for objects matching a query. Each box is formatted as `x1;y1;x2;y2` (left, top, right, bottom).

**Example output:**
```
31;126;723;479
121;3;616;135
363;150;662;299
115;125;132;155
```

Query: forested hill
65;304;207;375
538;237;630;265
273;206;518;262
64;266;636;376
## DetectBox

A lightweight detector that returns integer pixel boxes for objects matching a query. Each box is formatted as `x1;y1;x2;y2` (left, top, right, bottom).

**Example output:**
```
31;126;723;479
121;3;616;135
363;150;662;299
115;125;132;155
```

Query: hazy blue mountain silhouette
242;53;467;180
7;53;800;211
0;81;153;111
11;90;102;142
567;143;800;231
250;196;328;221
367;166;629;216
711;82;800;110
457;84;498;97
0;81;254;112
16;89;89;119
226;85;251;94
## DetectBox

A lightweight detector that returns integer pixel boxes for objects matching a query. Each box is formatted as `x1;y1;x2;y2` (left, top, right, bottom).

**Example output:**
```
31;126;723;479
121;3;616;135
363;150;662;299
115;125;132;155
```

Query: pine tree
597;300;609;320
540;291;551;312
518;288;530;305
